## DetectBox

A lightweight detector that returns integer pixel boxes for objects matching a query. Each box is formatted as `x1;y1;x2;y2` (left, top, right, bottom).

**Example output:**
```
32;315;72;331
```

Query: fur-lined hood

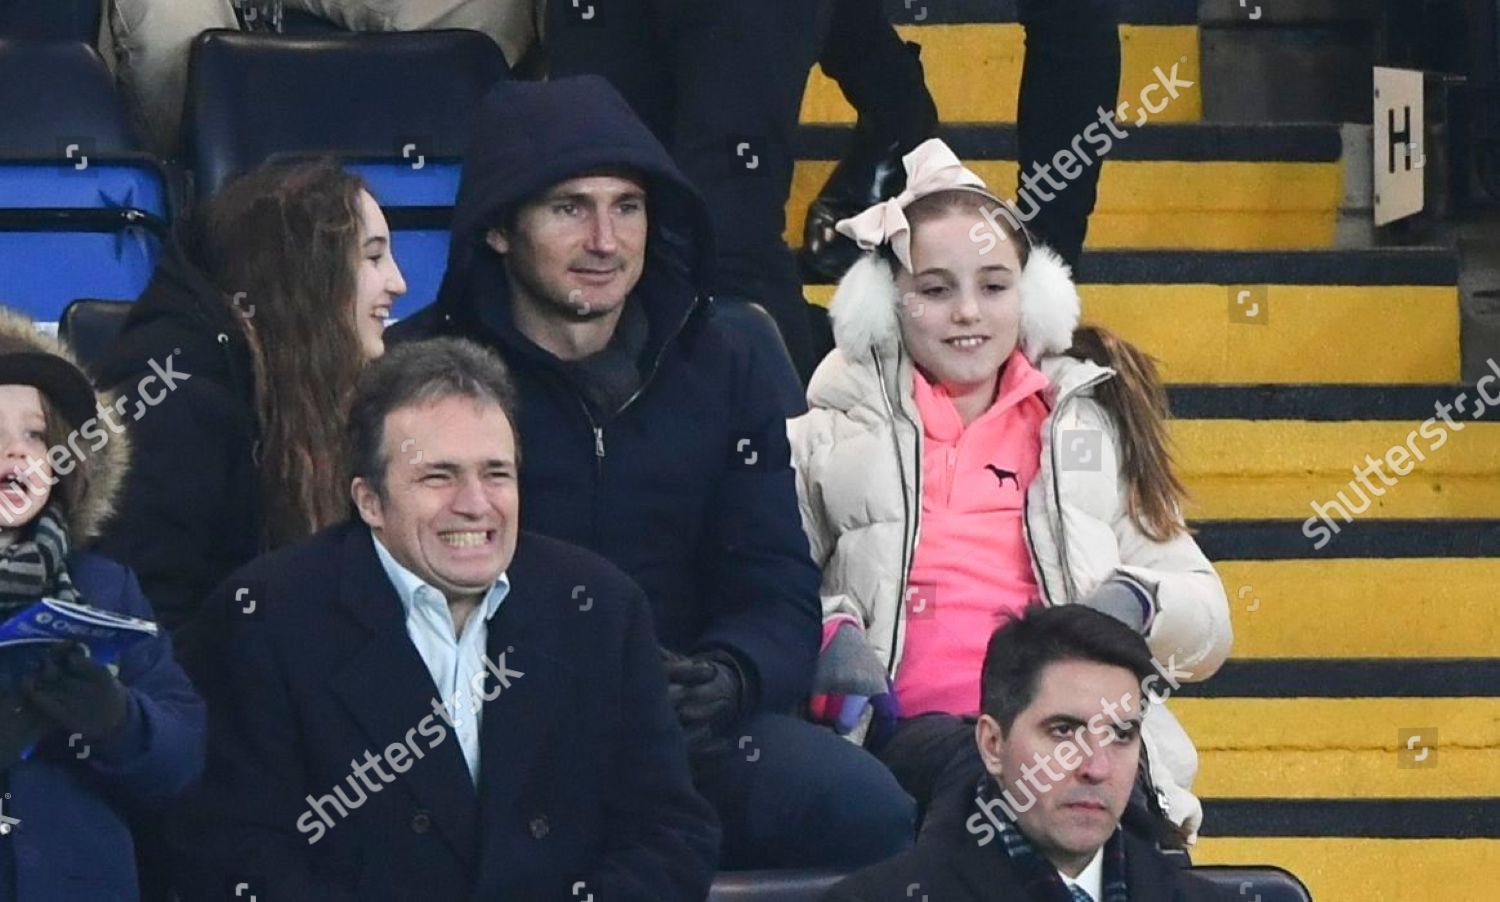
0;307;129;543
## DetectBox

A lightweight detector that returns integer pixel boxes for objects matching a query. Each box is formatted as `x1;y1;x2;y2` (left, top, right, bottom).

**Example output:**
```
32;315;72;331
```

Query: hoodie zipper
566;294;701;548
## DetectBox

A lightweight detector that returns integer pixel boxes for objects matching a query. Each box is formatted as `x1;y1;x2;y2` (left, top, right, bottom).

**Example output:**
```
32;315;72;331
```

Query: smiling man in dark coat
171;338;717;900
387;75;914;868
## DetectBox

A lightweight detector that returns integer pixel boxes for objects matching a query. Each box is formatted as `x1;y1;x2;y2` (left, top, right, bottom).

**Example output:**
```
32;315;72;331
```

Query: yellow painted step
800;25;1202;125
787;160;1342;251
1081;285;1459;385
1197;745;1500;798
1175;698;1500;798
805;284;1461;385
1173;420;1500;520
1193;838;1499;902
1217;559;1500;658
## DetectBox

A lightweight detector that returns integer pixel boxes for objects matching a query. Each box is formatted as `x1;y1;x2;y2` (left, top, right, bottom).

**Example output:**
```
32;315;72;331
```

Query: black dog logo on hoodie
985;465;1020;491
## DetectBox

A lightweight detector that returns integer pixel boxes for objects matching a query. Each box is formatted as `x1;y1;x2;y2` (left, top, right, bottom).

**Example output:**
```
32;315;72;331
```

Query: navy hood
433;75;715;325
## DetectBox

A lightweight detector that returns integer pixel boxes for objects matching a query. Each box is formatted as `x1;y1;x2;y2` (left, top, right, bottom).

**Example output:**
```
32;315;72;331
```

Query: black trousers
1016;0;1123;267
545;0;828;379
819;0;939;148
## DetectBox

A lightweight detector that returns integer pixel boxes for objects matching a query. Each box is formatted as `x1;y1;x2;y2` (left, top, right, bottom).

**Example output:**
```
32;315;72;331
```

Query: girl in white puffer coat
789;139;1231;846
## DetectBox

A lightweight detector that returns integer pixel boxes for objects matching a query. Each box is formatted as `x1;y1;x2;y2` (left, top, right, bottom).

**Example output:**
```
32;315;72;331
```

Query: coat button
411;810;432;834
529;816;549;839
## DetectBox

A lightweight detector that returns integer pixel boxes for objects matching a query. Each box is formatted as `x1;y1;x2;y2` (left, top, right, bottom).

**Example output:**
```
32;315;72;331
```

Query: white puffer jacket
789;252;1232;841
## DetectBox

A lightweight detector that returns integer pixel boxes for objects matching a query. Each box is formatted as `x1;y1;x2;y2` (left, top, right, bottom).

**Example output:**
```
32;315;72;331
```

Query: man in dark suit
172;338;718;900
826;606;1231;902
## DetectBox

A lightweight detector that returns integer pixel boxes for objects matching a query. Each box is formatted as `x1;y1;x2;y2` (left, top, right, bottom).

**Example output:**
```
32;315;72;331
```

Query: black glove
0;685;52;772
24;642;130;742
661;648;748;754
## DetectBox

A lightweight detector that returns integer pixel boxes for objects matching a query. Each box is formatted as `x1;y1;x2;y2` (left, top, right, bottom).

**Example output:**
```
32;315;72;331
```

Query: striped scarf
977;777;1130;902
0;503;80;619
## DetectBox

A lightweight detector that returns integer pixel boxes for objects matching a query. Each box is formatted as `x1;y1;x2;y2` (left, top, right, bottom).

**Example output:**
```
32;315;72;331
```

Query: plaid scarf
0;503;80;618
976;777;1130;902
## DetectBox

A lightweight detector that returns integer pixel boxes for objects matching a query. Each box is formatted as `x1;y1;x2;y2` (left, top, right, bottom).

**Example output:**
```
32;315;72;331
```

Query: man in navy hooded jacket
389;75;915;868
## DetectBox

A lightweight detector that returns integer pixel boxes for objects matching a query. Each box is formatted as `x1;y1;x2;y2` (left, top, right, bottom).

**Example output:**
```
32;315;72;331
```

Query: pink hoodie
892;349;1052;717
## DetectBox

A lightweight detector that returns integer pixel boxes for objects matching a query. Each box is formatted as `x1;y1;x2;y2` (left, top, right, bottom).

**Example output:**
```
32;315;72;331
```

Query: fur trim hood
828;245;1082;363
0;308;129;542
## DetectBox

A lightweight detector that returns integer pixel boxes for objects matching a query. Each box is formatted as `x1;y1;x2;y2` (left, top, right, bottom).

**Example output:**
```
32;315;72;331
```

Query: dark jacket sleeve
96;373;253;638
586;583;720;900
66;557;205;805
170;579;356;901
695;319;822;714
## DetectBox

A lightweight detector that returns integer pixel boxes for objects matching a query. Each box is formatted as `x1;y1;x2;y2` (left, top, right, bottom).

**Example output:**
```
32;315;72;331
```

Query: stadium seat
1189;865;1313;902
712;299;805;416
0;0;101;43
184;29;504;311
342;156;460;317
703;864;1312;900
0;40;168;322
185;28;507;200
0;40;140;157
708;869;846;901
59;298;133;369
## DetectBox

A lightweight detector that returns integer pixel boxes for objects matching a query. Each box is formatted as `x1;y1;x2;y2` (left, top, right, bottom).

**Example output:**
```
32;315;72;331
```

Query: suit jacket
171;522;718;901
825;787;1232;902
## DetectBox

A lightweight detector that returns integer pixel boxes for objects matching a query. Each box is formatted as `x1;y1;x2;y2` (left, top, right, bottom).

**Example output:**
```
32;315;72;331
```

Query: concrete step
790;122;1348;250
1212;557;1500;657
1194;837;1500;902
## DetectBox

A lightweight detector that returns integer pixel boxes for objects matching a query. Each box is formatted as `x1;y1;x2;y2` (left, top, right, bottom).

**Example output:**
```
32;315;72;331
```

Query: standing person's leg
691;712;915;869
1015;0;1122;268
543;0;673;138
108;0;239;158
801;0;940;283
658;0;827;381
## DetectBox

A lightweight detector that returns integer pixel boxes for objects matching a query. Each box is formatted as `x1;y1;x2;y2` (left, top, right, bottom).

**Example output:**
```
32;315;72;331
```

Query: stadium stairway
800;2;1497;900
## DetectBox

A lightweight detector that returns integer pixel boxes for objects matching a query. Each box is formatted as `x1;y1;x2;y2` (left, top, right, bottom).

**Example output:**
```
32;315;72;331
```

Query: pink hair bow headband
833;138;996;272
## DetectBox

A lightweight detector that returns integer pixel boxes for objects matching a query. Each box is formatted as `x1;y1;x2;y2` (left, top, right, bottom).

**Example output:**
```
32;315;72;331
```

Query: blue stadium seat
343;157;460;317
185;29;507;199
1190;865;1313;902
0;40;140;156
0;0;101;43
184;29;504;311
60;298;133;369
0;41;167;323
704;865;1313;900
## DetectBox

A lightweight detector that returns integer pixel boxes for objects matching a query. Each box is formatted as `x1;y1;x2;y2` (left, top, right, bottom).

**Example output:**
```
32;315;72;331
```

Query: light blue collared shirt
372;533;510;785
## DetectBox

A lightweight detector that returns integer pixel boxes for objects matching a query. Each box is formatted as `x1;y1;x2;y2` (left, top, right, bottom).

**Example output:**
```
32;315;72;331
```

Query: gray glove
812;623;889;697
1078;573;1156;634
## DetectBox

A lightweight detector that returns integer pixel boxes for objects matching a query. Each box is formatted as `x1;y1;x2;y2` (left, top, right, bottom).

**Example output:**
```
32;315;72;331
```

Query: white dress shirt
372;534;510;785
1059;846;1105;901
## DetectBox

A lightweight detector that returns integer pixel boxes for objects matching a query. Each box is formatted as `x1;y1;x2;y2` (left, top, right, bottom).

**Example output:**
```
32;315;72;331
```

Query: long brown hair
200;159;370;548
1066;325;1190;542
899;188;1190;541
